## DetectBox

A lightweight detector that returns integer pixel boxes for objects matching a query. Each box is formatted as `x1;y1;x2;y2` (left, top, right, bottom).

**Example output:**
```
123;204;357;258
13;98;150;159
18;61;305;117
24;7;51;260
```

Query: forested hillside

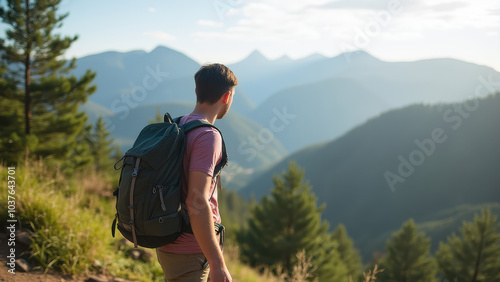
242;93;500;259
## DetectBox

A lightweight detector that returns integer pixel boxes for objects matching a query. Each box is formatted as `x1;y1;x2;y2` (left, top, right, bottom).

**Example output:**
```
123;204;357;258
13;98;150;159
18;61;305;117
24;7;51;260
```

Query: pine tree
237;162;349;281
331;224;362;280
85;117;115;173
0;63;25;163
379;219;438;282
436;209;500;282
310;232;350;281
0;0;96;166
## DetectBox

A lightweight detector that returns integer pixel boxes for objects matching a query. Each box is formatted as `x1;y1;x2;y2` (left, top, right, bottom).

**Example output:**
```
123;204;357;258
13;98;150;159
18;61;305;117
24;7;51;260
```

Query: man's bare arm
185;170;231;282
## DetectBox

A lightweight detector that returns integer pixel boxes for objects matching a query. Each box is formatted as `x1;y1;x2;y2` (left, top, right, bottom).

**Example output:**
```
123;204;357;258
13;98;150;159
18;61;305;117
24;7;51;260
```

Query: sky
3;0;500;71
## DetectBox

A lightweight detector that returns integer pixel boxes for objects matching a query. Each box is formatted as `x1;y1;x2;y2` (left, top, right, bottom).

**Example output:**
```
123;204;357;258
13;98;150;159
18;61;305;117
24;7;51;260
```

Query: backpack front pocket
148;185;181;219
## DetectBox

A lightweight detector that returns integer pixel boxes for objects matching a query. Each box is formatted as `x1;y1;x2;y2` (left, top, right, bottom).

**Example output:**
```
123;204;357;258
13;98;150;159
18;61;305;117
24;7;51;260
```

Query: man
156;63;238;282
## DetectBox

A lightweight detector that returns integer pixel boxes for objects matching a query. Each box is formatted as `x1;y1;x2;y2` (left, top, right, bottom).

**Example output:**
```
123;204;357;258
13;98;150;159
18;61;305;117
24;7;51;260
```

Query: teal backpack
111;113;227;248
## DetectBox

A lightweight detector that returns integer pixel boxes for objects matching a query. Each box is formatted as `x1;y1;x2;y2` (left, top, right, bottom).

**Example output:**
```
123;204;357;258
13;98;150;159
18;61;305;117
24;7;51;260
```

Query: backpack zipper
157;185;167;211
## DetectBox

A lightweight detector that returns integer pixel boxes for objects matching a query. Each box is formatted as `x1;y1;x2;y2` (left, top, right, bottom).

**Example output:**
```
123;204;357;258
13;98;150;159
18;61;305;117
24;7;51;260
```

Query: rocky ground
0;232;122;282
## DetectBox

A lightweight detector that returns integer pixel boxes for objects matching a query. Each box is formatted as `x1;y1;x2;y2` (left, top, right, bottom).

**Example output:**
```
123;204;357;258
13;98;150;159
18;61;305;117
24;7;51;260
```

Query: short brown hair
194;63;238;104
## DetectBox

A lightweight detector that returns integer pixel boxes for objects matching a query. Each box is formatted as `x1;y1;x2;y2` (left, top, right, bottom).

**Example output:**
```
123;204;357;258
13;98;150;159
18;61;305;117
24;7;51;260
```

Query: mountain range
77;46;500;157
237;52;500;152
240;93;500;260
74;46;256;115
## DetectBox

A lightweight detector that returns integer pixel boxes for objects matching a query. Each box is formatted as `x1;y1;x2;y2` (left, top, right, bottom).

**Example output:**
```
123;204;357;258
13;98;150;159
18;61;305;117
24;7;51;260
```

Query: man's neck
191;103;218;124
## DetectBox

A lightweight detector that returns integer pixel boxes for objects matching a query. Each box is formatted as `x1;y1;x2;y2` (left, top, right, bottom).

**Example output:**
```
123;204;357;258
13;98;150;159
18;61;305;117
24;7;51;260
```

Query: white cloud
208;0;497;33
143;31;176;41
197;20;223;27
192;0;500;61
403;0;500;30
195;1;367;43
148;7;156;13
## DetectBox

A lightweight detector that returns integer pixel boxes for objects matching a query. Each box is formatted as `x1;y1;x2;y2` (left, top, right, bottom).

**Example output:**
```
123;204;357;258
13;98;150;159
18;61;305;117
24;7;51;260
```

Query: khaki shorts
156;248;210;282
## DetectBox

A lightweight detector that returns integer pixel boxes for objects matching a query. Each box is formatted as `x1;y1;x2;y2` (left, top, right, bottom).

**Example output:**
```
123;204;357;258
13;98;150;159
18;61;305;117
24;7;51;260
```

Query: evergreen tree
0;63;25;163
0;0;96;166
237;162;349;281
436;209;500;282
85;117;115;173
379;219;437;282
310;232;349;281
331;224;362;279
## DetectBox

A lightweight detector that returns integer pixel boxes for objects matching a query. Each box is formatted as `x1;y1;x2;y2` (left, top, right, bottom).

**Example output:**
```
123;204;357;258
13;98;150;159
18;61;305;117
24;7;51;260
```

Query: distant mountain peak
149;45;183;56
151;45;172;52
337;49;380;62
274;54;292;63
245;50;269;62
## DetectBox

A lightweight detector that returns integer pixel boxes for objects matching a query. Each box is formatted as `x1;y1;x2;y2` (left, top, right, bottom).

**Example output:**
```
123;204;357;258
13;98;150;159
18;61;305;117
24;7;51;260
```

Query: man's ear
222;91;231;104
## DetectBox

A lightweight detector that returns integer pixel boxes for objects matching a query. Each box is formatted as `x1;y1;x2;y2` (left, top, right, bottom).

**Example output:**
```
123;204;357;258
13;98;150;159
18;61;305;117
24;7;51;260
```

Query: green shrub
0;162;162;280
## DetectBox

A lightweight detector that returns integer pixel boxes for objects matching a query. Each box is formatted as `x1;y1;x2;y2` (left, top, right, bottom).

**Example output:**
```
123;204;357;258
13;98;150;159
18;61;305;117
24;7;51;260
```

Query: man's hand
209;264;232;282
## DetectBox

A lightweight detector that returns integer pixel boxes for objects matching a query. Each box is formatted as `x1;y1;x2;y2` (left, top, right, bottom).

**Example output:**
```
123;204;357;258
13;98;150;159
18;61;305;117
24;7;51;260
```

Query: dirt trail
0;232;87;282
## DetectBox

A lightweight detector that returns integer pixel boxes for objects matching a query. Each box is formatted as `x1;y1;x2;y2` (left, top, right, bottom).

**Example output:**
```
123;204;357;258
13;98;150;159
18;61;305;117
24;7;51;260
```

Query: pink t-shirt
159;113;222;254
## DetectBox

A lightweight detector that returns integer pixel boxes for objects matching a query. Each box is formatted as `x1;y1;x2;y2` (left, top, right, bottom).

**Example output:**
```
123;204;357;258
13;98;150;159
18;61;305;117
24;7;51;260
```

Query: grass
0;160;163;281
224;245;280;282
0;159;283;281
0;159;386;281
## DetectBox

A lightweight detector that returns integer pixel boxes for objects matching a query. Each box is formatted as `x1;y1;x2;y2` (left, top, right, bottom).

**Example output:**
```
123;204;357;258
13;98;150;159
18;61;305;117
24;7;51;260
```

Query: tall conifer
332;224;362;279
85;117;114;173
0;0;96;166
238;162;349;281
379;219;438;282
436;209;500;282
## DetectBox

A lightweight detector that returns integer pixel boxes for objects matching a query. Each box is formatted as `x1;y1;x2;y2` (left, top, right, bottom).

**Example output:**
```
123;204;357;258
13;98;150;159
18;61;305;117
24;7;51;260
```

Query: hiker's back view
156;64;237;282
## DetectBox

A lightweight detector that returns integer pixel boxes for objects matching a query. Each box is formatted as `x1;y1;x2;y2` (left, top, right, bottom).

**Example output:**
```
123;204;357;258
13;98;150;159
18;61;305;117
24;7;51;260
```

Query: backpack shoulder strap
180;119;211;132
167;114;228;177
179;119;228;178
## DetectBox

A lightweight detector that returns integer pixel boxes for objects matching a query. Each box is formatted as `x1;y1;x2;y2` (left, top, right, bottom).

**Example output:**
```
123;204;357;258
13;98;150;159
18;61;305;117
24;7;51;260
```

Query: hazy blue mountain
249;77;392;152
74;46;255;114
337;57;500;107
86;101;287;169
75;45;500;165
247;54;500;152
240;93;500;260
229;50;333;104
229;50;327;82
231;49;500;108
